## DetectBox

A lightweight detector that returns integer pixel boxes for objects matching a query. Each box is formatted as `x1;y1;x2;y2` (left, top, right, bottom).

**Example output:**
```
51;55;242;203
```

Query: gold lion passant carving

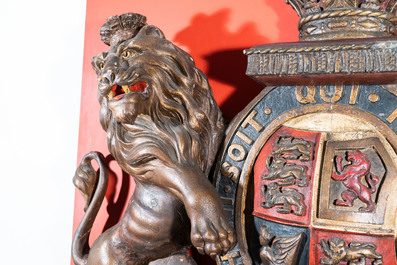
271;136;311;162
320;237;383;265
71;13;236;265
263;156;309;187
261;182;305;216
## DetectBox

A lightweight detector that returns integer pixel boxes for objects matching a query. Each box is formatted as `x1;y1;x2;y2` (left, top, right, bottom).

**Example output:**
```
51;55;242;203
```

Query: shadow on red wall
102;155;131;232
263;0;300;43
174;9;268;120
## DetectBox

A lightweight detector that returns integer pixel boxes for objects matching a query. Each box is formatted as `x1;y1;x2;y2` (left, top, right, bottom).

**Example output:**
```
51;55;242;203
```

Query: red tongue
110;82;147;101
131;81;146;92
113;94;125;100
111;85;125;101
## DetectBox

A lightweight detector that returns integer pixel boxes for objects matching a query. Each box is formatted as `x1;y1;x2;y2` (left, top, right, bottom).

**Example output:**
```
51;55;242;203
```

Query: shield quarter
214;85;397;265
212;2;397;264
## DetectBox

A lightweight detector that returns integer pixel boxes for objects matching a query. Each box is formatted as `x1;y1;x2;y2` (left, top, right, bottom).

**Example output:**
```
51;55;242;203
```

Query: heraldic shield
213;84;397;265
212;1;397;264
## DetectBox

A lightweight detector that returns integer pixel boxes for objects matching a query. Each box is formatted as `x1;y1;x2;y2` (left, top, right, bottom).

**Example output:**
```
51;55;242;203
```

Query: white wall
0;1;86;264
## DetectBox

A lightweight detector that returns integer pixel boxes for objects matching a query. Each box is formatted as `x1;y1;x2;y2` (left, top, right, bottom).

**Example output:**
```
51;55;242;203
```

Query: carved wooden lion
72;13;235;265
261;182;304;216
263;156;309;187
320;237;383;265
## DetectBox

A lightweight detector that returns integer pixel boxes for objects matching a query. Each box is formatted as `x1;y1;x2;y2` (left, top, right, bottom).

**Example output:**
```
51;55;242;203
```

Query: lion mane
96;15;224;175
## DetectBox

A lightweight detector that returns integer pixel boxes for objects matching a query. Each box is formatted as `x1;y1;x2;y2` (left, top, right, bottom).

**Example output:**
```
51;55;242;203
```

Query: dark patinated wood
72;13;236;265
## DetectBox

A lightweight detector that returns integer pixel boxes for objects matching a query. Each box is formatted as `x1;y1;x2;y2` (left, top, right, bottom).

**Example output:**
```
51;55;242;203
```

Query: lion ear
137;25;165;39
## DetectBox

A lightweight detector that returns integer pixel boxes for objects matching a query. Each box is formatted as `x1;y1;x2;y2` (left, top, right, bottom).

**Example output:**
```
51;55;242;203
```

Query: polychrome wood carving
259;225;304;265
71;13;236;265
262;155;309;187
331;150;379;212
72;2;397;264
213;1;397;264
320;237;383;265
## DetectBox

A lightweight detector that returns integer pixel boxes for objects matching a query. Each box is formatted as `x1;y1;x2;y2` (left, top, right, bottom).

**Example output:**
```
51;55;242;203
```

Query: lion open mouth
107;81;147;100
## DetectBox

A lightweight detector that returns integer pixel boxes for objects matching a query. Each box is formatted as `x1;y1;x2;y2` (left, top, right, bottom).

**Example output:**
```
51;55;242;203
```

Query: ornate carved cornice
286;0;397;41
244;38;397;85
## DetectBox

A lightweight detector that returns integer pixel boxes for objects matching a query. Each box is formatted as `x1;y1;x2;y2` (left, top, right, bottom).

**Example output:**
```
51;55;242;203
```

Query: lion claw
191;217;236;259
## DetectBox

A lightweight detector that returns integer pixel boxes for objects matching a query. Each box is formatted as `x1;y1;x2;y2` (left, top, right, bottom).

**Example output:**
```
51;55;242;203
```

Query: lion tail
366;172;379;193
71;151;109;265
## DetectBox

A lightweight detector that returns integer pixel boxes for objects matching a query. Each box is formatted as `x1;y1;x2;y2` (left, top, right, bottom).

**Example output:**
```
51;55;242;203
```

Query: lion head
346;150;369;166
329;237;347;257
91;13;224;175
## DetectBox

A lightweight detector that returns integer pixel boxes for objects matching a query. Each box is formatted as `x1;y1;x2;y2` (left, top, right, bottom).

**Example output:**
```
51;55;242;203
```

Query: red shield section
310;228;396;265
253;126;321;226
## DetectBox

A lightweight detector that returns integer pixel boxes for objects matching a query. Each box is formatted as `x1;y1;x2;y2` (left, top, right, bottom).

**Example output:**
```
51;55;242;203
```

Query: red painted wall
72;0;299;264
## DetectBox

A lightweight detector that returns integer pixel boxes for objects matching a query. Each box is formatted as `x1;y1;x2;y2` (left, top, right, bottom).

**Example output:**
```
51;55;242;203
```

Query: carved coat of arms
72;1;397;264
213;1;397;264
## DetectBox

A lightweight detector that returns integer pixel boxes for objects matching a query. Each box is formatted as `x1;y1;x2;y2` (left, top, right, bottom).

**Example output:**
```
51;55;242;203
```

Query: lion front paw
335;155;343;163
190;216;236;259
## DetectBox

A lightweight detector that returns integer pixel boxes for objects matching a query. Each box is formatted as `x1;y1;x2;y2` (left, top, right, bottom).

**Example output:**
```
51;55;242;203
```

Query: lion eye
121;50;132;60
121;48;140;60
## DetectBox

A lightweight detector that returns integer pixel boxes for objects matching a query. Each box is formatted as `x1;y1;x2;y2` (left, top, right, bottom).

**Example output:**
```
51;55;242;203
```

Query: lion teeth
122;85;130;93
108;91;115;100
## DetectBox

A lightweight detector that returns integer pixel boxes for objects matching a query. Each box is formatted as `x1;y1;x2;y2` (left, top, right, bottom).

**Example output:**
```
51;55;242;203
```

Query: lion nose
101;70;116;85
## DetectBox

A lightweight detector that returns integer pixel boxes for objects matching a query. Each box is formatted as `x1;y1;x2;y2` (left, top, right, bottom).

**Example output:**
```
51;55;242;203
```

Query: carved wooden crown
99;13;147;46
286;0;397;40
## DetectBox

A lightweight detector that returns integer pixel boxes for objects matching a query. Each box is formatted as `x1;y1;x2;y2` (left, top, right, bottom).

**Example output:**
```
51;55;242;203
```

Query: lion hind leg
277;203;292;214
297;175;308;187
85;229;145;265
298;150;311;161
335;190;357;207
277;176;295;186
295;203;304;216
86;228;178;265
349;258;365;265
359;249;383;261
359;201;376;212
149;251;196;265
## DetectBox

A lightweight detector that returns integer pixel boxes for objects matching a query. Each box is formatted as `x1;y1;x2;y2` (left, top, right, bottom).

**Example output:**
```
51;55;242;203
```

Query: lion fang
122;85;130;93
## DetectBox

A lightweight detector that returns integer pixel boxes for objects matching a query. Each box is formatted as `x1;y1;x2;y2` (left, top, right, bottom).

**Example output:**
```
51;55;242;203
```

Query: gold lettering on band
221;162;240;183
319;85;343;103
349;85;359;105
228;144;247;162
241;110;263;132
236;130;253;145
386;107;397;123
296;86;316;104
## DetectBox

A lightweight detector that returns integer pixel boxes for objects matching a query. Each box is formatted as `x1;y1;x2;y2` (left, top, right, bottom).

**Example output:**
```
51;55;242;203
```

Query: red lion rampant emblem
332;150;379;212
